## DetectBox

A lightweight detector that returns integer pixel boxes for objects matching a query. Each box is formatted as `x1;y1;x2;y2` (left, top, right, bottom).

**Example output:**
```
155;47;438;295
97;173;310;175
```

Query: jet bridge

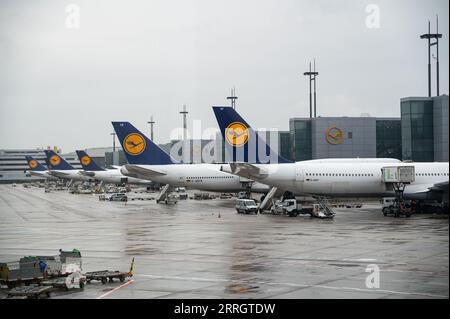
381;166;415;217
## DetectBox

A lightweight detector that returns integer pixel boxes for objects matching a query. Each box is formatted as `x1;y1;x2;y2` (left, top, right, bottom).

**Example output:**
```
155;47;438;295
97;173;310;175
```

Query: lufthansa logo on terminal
325;127;344;145
81;155;91;166
50;155;61;166
124;133;146;155
29;160;38;169
225;122;249;147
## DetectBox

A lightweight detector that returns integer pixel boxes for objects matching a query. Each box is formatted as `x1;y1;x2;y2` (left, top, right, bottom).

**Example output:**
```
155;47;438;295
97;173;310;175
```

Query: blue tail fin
25;156;47;171
76;150;105;171
212;106;292;164
111;122;178;165
44;150;75;170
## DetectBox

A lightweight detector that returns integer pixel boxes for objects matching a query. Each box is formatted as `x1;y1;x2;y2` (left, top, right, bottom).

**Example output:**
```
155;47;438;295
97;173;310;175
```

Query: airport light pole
180;105;189;163
304;61;319;118
147;116;155;141
227;87;238;109
313;59;318;118
420;17;442;97
110;132;116;153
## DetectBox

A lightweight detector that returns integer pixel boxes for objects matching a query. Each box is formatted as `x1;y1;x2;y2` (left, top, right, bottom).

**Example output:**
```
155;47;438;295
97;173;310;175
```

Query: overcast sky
0;0;448;153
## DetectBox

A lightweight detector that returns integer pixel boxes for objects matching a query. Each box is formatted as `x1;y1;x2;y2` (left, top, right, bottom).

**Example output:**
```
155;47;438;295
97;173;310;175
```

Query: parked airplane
24;156;58;180
75;150;152;186
43;150;93;182
111;121;270;194
213;106;449;205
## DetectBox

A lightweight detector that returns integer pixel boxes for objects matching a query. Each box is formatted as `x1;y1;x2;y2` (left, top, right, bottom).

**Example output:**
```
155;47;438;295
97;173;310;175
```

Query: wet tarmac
0;184;448;299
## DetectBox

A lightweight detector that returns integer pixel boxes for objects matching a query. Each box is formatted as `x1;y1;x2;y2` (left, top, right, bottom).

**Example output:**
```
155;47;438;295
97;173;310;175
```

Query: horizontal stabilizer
79;171;96;177
122;164;166;179
49;170;72;178
228;163;268;180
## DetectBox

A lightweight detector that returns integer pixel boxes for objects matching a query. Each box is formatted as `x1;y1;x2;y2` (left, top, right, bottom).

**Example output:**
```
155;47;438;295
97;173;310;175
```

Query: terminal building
401;95;448;162
289;116;402;161
0;148;81;183
289;95;448;163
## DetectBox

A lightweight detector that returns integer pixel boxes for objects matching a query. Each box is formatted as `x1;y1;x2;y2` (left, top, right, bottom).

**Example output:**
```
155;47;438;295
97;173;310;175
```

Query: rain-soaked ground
0;184;448;299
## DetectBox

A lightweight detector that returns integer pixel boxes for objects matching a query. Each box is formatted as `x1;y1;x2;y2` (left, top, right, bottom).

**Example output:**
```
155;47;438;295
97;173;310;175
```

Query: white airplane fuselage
230;160;449;200
121;163;270;193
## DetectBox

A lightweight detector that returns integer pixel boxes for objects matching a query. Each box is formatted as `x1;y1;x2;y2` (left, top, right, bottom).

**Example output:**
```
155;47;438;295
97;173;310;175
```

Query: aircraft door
295;164;304;193
295;164;304;182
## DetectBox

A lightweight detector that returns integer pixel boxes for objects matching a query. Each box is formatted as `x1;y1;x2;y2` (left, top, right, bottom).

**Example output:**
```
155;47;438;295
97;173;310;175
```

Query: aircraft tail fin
25;156;47;171
76;150;105;171
44;150;75;170
111;121;178;165
212;106;292;164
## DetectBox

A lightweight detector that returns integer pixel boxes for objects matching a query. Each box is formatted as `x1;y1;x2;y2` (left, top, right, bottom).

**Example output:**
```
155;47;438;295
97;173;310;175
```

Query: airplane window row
306;173;375;177
186;176;234;179
416;173;449;176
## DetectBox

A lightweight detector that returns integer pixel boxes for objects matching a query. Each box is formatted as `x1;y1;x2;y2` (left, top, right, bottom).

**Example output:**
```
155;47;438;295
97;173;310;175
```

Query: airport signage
325;127;344;145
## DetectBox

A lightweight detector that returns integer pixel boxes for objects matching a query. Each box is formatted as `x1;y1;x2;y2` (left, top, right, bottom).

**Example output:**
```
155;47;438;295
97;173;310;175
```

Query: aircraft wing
406;181;449;194
123;164;166;180
428;181;449;192
227;163;268;180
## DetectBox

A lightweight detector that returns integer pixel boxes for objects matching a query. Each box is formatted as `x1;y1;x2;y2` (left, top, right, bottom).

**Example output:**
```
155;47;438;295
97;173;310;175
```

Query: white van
236;199;258;214
108;193;128;202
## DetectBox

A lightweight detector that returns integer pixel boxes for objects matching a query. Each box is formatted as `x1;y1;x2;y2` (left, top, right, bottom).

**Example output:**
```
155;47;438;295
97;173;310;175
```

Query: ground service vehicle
236;199;258;214
108;193;128;202
271;199;303;217
382;197;412;217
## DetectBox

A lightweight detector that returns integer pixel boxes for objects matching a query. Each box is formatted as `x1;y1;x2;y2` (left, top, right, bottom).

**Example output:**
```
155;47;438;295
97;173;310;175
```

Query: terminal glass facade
376;120;402;159
401;99;434;162
290;119;312;161
278;132;292;161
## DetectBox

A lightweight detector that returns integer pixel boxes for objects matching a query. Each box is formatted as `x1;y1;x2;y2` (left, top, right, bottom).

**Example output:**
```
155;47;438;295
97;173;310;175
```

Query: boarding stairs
258;187;278;212
316;197;335;217
156;184;171;203
95;181;104;193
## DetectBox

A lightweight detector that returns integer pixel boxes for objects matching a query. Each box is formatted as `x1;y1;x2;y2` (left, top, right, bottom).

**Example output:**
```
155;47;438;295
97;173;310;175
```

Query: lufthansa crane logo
29;160;38;169
225;122;249;147
49;155;61;166
325;127;344;145
81;155;91;166
124;133;146;155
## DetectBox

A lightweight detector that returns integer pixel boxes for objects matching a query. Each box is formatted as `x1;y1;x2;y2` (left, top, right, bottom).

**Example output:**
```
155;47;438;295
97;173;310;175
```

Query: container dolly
7;285;53;299
85;258;134;285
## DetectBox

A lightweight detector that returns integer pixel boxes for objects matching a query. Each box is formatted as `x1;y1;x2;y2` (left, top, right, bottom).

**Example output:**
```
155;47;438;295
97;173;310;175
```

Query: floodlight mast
420;16;442;97
303;60;319;118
